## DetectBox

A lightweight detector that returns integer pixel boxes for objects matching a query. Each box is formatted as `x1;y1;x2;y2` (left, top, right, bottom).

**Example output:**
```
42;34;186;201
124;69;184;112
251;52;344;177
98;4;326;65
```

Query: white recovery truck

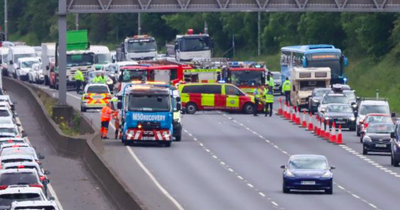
116;35;157;61
166;29;213;62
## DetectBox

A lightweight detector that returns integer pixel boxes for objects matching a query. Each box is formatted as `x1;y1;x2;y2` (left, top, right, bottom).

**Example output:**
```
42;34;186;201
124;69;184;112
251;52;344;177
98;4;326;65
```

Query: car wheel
243;103;255;114
175;135;181;142
165;141;171;147
363;148;368;155
325;187;333;195
282;182;290;194
185;102;197;114
80;106;86;112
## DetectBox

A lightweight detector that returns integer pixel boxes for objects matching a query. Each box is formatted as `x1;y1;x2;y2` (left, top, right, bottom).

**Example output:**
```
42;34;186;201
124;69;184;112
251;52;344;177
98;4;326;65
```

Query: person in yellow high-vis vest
252;85;264;116
264;86;274;117
74;69;84;94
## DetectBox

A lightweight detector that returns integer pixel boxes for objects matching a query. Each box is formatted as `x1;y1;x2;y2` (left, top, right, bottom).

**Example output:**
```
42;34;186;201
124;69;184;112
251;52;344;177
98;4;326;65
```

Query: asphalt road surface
29;84;400;210
7;87;116;210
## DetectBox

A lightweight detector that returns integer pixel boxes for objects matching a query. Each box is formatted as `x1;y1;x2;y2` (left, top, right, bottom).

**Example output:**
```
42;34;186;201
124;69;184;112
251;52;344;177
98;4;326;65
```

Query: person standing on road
282;77;291;105
74;68;84;94
100;102;114;139
253;85;263;116
99;72;107;84
266;72;275;88
265;86;274;117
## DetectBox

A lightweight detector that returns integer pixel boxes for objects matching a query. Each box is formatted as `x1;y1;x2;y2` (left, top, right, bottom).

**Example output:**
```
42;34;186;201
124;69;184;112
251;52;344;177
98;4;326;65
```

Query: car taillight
29;184;43;189
105;95;112;99
40;176;45;181
17;165;24;169
0;185;7;190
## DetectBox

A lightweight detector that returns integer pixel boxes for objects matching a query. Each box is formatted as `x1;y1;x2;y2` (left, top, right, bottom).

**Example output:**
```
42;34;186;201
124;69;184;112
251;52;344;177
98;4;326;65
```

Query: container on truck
41;43;56;86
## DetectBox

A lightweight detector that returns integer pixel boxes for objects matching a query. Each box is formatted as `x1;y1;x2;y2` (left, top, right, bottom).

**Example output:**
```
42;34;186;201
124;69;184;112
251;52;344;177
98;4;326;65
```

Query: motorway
6;87;116;210
19;83;400;210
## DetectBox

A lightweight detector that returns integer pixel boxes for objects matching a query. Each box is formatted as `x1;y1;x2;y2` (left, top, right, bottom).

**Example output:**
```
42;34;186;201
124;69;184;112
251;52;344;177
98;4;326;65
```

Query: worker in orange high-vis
100;102;114;139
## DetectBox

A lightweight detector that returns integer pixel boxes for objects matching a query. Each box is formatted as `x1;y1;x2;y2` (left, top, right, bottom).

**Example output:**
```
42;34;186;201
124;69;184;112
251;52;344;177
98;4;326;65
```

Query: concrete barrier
3;78;146;210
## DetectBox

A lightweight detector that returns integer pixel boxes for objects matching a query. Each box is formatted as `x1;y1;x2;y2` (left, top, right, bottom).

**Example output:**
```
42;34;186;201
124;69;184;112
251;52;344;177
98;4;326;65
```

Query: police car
81;83;112;112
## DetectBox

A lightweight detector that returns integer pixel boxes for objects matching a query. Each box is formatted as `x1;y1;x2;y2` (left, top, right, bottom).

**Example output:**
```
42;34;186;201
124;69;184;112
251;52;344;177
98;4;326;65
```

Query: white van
7;46;36;78
90;45;112;70
0;48;9;76
41;43;56;86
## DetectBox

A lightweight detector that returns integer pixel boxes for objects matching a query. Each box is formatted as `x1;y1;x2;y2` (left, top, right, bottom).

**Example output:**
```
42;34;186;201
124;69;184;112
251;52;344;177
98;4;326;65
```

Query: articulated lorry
49;30;95;89
118;82;178;147
166;29;213;62
116;35;158;61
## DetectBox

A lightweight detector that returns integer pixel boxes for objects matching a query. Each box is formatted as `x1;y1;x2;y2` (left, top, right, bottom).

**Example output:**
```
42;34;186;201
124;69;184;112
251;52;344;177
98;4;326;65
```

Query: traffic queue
0;91;60;209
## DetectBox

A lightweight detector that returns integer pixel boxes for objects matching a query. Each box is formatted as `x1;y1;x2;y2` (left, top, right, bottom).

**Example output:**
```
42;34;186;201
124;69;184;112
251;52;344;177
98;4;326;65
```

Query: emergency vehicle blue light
218;80;226;84
343;77;348;83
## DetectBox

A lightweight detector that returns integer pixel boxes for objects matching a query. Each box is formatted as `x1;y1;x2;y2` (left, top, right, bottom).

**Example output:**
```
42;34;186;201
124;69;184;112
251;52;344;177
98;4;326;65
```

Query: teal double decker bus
280;45;348;84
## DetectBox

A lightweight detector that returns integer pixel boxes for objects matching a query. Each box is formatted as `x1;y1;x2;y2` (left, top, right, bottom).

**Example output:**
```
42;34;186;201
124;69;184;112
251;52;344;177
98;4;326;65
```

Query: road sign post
58;0;67;105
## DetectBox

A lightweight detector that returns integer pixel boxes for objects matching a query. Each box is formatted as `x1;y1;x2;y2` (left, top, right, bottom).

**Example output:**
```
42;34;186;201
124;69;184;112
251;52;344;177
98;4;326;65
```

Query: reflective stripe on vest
282;81;291;92
265;93;274;103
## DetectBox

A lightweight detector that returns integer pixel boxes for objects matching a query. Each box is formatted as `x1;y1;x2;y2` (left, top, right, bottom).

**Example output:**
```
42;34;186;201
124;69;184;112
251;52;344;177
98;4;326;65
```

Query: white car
0;124;25;138
356;99;391;136
10;200;59;210
0;155;36;166
0;138;27;146
0;147;41;162
0;186;46;208
317;93;350;116
16;57;40;81
28;63;44;84
0;95;16;111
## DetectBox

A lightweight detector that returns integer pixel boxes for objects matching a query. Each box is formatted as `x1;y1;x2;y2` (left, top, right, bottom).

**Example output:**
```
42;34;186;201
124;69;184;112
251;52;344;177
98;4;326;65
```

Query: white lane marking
126;146;184;210
222;114;382;210
184;129;280;209
24;134;64;210
271;202;278;206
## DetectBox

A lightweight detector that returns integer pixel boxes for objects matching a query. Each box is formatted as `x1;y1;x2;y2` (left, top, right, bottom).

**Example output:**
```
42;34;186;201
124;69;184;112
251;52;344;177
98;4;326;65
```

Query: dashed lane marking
183;129;282;209
221;113;382;210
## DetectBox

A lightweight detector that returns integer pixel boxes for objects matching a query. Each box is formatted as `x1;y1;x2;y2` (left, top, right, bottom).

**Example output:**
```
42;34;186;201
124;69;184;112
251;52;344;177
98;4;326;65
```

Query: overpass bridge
67;0;400;13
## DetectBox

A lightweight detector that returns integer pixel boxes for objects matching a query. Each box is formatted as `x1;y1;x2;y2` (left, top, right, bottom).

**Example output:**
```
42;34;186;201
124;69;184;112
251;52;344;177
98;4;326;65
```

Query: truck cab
118;35;157;61
290;67;331;108
90;45;112;70
119;82;176;147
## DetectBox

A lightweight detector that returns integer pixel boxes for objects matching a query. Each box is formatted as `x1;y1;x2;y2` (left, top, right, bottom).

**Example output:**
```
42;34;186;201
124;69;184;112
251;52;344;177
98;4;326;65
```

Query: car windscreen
0;172;38;185
122;70;147;83
367;124;394;133
322;96;349;104
1;149;34;157
327;105;353;113
0;110;10;117
21;61;38;68
128;94;170;112
180;37;210;52
343;92;356;100
288;157;328;170
1;158;32;164
127;40;157;53
95;54;112;64
5;166;37;170
314;89;331;97
0;128;16;135
366;116;392;124
87;86;108;94
0;118;12;124
14;54;36;63
231;71;263;87
67;54;94;67
360;105;390;115
272;73;281;80
0;193;42;206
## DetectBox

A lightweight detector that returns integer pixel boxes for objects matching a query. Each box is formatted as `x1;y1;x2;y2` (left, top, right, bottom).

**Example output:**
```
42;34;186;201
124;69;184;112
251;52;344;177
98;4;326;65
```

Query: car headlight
321;108;326;112
363;136;372;142
325;117;330;120
352;104;357;108
285;170;295;177
397;142;400;148
350;116;356;121
312;98;319;103
321;171;332;178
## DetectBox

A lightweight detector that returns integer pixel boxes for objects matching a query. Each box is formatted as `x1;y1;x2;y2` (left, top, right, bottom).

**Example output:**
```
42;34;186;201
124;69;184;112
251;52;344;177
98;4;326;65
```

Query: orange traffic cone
278;98;283;115
308;112;314;131
291;106;296;122
301;110;307;128
325;120;330;140
330;121;337;143
314;116;319;135
295;107;301;125
320;118;325;138
285;102;290;120
336;125;343;144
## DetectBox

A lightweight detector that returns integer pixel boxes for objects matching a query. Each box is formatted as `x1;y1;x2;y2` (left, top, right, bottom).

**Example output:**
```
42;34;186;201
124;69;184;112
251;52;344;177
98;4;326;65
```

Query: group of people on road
253;72;292;117
74;69;108;94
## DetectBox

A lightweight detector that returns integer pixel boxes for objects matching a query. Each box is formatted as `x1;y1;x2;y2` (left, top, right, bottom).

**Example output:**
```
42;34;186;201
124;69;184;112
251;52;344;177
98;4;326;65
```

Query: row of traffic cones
277;98;343;144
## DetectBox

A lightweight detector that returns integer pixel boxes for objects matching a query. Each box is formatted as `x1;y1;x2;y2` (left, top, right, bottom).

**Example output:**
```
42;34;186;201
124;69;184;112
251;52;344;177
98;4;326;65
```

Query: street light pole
75;14;79;30
138;13;141;35
58;0;67;104
258;12;261;56
4;0;8;41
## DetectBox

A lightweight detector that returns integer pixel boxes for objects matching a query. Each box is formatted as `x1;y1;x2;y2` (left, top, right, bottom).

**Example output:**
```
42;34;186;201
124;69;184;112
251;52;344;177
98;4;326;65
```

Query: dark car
308;88;332;114
281;154;335;194
320;104;356;131
391;122;400;167
361;123;394;155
